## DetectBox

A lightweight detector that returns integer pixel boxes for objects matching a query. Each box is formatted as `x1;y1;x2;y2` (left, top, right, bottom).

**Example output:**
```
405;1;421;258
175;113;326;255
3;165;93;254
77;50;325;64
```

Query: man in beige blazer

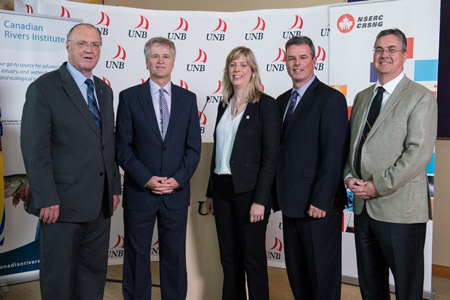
344;28;437;300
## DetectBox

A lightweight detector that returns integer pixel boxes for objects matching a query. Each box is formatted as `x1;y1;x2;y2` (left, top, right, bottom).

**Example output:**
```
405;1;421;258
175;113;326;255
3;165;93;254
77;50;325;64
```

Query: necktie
85;79;101;130
354;86;385;178
159;88;170;139
283;90;299;132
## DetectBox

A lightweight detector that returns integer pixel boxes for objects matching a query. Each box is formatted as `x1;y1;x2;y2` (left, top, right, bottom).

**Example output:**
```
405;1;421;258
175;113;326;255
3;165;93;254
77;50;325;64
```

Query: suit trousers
354;204;426;300
123;197;188;300
212;174;269;300
39;209;111;300
282;212;342;300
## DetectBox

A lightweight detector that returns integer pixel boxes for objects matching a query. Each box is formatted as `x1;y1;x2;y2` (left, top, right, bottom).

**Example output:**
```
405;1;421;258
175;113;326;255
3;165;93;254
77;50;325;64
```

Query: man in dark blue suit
116;37;201;300
274;36;349;300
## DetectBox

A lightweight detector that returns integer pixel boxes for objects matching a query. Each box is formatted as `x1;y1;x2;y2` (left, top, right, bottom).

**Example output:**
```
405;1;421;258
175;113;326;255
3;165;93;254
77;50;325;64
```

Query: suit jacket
206;93;280;207
275;78;349;218
21;62;121;222
343;76;437;223
115;80;201;210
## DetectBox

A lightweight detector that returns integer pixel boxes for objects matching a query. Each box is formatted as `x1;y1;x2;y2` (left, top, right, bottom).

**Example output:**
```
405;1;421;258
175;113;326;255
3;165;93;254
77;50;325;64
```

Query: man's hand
346;177;379;199
40;205;60;224
307;204;326;219
353;181;379;199
145;176;179;194
113;195;120;211
250;203;265;223
345;177;364;193
206;197;214;215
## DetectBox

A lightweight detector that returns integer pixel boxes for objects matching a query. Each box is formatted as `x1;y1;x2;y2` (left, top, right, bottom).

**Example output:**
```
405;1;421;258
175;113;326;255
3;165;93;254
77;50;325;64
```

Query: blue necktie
283;90;299;131
85;79;101;130
159;88;170;139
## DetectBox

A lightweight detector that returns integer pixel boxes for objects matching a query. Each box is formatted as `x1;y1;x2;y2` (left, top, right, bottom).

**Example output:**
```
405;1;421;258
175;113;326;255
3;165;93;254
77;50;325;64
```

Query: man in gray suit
344;28;437;300
21;23;121;300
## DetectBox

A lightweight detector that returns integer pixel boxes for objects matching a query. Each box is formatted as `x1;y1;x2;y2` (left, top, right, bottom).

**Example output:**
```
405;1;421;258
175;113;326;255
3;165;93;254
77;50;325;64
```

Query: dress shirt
283;75;316;121
214;105;245;175
149;79;172;133
66;62;99;110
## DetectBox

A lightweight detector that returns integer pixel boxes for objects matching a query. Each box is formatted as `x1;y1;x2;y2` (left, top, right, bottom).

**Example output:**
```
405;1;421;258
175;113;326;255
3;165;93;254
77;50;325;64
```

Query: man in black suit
274;36;349;299
21;23;121;300
116;37;201;300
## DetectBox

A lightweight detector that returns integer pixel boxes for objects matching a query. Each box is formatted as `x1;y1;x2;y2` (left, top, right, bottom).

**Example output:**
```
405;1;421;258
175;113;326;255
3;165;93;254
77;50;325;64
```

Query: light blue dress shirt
66;62;99;109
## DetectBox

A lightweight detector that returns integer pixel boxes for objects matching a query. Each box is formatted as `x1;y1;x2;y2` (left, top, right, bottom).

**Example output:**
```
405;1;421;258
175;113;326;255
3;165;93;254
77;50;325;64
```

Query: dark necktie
354;86;385;178
159;88;170;139
283;90;299;132
85;79;101;130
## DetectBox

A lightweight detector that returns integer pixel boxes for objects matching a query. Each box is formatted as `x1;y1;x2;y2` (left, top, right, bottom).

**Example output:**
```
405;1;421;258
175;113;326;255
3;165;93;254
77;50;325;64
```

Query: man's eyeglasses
69;40;101;50
373;48;406;55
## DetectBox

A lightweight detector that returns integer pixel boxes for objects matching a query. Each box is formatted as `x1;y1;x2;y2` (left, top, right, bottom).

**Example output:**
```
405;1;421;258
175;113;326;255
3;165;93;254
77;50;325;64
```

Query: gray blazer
21;63;121;222
343;76;437;223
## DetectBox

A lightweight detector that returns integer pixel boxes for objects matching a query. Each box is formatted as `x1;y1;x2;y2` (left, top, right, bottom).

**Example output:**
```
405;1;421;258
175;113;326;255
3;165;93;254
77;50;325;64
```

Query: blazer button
159;168;162;172
99;172;104;176
102;146;105;150
163;147;167;150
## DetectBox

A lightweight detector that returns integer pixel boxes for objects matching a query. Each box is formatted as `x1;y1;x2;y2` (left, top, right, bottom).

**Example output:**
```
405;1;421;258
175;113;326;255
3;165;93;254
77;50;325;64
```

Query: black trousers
39;211;111;300
354;204;426;300
283;212;342;300
212;174;270;300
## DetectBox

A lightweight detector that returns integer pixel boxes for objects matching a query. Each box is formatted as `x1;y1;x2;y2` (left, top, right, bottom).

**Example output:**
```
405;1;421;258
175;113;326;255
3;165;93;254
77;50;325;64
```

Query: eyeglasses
69;40;101;50
373;48;405;55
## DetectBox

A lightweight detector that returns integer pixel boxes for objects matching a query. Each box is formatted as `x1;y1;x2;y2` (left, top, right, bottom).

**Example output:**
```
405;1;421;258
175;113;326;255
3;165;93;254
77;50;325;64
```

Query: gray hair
144;37;176;59
285;36;315;59
374;28;407;52
67;23;102;44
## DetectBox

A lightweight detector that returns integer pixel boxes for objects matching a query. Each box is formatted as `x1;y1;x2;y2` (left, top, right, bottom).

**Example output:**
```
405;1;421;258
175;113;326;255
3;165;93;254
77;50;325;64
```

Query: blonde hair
222;46;262;107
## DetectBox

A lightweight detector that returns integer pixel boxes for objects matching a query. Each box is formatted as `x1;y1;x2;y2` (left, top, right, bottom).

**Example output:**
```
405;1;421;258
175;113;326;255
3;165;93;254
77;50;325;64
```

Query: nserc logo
337;14;355;33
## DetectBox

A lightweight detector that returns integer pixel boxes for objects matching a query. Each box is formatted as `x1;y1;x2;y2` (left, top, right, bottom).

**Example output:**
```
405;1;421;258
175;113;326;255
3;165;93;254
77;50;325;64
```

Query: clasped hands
345;177;380;199
146;176;179;195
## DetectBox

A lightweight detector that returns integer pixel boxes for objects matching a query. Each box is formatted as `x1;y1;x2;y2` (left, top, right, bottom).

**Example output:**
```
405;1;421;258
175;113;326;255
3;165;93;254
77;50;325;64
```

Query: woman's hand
250;203;265;223
206;197;214;215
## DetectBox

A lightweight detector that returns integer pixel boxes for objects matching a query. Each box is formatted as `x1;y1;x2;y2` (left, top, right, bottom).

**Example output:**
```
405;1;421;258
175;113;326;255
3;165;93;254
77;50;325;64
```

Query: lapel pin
246;115;250;119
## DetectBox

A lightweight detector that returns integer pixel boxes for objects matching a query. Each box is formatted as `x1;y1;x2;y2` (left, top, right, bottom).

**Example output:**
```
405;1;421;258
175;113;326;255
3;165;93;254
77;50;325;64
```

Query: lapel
350;86;374;156
94;76;109;137
166;83;181;139
230;98;257;157
59;63;101;139
365;76;409;142
282;78;320;140
137;80;163;142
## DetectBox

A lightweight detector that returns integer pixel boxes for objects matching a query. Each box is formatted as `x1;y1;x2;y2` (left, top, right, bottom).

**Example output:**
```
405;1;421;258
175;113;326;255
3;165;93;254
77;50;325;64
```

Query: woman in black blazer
206;46;280;300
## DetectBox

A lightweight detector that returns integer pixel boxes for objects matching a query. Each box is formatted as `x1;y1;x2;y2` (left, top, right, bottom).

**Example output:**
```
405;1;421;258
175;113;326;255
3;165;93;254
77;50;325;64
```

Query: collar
293;75;316;97
375;72;404;95
66;61;95;88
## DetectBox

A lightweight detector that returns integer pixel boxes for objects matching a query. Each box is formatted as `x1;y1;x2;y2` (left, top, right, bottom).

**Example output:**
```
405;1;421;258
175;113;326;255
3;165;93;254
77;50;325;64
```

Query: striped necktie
85;79;101;130
159;88;170;139
283;90;299;132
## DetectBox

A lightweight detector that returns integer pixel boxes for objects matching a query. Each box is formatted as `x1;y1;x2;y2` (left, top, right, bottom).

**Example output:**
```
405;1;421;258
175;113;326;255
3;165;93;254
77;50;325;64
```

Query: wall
105;0;344;11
